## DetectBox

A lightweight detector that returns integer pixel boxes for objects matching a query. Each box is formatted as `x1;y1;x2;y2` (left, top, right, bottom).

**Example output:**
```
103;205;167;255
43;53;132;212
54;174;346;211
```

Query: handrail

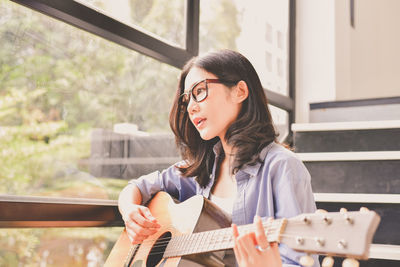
0;194;123;228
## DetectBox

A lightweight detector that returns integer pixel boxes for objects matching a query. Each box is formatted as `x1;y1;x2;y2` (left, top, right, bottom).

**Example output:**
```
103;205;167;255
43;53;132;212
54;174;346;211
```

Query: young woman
118;49;319;266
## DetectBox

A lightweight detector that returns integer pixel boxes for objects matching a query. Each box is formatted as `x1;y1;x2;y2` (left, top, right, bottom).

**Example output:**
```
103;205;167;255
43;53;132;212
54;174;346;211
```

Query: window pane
78;0;186;47
0;0;180;200
0;227;122;266
269;105;289;142
200;0;290;96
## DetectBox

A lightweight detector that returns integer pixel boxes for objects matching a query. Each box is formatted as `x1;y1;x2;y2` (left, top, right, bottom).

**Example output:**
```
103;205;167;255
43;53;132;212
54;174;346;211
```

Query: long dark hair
169;49;277;187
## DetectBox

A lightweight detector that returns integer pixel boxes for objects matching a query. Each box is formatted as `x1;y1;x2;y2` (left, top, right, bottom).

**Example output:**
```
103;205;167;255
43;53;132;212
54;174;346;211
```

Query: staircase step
369;244;400;261
309;97;400;123
305;161;399;194
292;121;400;152
324;257;400;267
315;201;400;245
315;193;400;246
297;151;400;161
297;152;400;194
314;193;400;203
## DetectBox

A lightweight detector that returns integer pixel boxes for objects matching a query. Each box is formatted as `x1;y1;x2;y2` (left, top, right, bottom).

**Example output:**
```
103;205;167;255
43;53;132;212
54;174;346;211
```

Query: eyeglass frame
179;78;239;105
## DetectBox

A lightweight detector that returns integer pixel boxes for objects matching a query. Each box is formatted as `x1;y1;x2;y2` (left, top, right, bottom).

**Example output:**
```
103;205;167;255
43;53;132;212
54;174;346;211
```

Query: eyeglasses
179;78;238;105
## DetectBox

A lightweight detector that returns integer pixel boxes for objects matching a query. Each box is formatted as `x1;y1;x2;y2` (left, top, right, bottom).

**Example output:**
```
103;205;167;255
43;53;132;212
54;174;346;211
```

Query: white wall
296;0;400;123
295;0;336;123
343;0;400;100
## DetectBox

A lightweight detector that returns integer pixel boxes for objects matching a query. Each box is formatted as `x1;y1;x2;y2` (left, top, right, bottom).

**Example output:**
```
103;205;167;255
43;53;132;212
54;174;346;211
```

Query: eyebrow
185;79;204;93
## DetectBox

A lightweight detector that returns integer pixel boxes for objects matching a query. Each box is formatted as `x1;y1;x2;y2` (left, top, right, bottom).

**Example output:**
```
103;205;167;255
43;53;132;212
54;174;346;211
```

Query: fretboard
163;219;286;258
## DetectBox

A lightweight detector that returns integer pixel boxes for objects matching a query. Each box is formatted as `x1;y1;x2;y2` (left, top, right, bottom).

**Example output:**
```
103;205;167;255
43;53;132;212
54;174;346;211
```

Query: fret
208;230;214;251
175;234;184;256
190;232;200;255
164;238;173;257
190;233;198;254
216;230;226;250
182;235;190;255
173;235;182;256
211;230;219;251
172;234;182;256
164;235;176;258
198;231;207;253
165;218;285;258
222;227;232;250
189;233;198;255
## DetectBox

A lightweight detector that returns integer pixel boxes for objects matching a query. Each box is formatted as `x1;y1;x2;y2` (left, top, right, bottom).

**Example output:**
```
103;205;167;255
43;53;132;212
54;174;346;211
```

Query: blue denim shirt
130;142;320;267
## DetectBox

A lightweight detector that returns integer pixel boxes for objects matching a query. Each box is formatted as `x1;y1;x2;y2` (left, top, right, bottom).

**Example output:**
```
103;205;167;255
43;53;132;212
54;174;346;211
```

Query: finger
125;227;146;244
254;215;270;249
270;241;279;249
232;224;243;263
125;219;158;237
232;224;239;238
238;233;258;258
130;207;160;228
140;206;158;222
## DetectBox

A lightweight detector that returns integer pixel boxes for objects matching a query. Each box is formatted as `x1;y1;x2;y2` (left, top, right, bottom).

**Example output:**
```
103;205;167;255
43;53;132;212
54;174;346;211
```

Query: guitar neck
163;219;287;258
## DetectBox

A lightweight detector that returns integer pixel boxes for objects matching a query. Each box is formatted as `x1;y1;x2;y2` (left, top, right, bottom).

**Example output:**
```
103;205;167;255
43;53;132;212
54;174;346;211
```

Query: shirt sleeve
272;154;317;218
128;163;197;205
271;153;320;267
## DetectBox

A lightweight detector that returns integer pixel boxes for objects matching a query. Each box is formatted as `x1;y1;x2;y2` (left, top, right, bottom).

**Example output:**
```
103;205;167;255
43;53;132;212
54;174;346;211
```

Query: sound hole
146;231;172;267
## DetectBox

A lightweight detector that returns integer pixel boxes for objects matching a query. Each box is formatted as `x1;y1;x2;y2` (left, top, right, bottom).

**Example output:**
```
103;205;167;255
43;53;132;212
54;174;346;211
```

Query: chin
198;131;216;141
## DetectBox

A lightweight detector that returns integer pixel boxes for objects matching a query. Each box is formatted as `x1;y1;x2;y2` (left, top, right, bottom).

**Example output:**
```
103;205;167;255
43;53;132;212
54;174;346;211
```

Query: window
78;0;186;47
199;0;291;140
1;0;293;265
200;0;290;96
0;0;180;200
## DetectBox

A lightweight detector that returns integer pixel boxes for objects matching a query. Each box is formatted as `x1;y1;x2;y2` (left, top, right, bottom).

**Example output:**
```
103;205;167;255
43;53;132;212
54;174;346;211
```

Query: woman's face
184;67;242;141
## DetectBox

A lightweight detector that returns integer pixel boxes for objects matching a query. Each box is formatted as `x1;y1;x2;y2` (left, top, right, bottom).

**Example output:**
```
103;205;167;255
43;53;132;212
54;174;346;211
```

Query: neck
220;138;235;157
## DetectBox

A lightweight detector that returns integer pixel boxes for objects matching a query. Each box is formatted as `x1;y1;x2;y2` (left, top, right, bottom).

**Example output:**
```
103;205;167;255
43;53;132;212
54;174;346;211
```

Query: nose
186;96;199;115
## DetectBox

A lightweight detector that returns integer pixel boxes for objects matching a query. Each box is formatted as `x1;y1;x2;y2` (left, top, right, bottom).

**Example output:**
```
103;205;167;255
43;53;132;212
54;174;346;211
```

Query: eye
193;87;206;97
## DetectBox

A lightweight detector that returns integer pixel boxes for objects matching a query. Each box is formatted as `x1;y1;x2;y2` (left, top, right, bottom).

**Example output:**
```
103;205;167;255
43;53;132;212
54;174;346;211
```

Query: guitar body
105;192;232;267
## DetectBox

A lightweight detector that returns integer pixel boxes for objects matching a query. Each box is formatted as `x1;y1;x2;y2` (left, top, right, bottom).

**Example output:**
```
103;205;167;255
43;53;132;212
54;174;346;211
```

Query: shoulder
261;142;310;181
263;142;302;165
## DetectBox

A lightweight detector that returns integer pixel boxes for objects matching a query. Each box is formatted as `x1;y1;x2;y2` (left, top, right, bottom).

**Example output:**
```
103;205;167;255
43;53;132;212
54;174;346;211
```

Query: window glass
0;227;122;266
0;0;180;200
78;0;186;47
269;105;289;142
200;0;290;96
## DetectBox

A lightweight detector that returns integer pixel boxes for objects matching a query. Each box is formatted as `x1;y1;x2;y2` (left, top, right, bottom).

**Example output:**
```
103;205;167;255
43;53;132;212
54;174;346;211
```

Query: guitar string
137;230;346;258
132;222;282;246
130;221;356;252
127;219;355;248
128;221;354;255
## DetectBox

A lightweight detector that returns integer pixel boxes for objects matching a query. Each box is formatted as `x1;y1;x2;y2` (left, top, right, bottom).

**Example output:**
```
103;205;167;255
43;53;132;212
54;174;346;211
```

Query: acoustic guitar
105;191;380;267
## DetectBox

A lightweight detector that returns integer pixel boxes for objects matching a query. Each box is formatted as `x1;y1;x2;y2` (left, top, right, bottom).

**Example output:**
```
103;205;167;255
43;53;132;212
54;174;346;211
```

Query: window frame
1;0;296;227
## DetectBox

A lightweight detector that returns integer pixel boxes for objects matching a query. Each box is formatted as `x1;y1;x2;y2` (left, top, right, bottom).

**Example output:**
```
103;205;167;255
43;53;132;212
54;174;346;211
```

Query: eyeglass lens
181;80;208;105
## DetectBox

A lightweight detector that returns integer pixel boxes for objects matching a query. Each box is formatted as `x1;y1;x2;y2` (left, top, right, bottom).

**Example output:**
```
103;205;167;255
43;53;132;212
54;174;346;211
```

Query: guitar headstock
279;208;380;260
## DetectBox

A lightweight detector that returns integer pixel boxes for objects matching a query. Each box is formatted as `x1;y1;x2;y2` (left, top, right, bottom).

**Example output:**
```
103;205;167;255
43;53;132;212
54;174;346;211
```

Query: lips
193;117;206;128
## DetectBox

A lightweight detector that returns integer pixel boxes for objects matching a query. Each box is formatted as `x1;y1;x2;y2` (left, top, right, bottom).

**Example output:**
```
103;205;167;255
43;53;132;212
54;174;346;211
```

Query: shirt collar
212;141;275;178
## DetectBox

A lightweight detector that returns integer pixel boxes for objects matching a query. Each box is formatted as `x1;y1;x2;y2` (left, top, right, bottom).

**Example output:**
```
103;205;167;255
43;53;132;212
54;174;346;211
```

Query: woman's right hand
122;204;161;244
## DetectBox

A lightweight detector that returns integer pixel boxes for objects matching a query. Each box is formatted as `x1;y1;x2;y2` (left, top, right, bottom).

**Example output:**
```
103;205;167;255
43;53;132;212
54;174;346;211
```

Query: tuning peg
316;209;328;213
360;207;369;213
340;208;348;213
299;255;315;267
321;256;334;267
342;258;359;267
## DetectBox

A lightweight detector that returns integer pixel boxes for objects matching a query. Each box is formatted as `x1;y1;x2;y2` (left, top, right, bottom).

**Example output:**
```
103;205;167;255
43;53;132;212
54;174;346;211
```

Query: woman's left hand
232;216;282;267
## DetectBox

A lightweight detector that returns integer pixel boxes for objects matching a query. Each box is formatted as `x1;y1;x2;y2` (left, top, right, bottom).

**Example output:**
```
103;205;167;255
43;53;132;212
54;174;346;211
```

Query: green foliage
0;0;241;265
